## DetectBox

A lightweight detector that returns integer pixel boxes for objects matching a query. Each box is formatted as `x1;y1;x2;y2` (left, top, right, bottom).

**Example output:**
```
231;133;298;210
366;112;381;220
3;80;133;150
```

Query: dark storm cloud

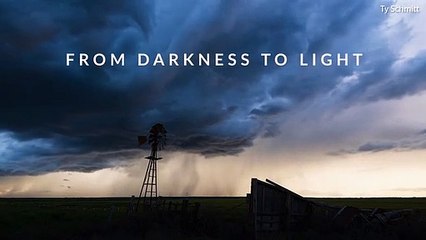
1;0;425;175
0;147;142;176
171;134;255;157
250;99;292;117
366;53;426;101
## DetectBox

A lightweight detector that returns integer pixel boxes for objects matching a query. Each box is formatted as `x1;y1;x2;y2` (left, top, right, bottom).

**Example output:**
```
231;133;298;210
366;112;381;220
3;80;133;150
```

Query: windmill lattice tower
136;123;167;210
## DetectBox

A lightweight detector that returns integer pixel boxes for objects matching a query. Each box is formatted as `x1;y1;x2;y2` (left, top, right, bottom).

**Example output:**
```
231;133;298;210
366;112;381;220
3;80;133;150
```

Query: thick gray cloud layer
334;130;426;155
1;0;425;175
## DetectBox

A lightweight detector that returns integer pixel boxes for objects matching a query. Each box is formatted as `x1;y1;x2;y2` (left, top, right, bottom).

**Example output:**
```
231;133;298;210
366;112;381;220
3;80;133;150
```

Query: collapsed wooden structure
248;178;418;239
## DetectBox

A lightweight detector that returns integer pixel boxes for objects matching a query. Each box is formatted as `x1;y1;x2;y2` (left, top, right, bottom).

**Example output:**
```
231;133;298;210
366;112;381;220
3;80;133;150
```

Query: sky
1;0;426;197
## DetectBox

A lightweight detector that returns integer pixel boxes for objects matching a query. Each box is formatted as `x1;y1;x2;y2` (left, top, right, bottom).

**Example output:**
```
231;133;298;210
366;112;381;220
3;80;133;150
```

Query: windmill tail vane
137;135;147;145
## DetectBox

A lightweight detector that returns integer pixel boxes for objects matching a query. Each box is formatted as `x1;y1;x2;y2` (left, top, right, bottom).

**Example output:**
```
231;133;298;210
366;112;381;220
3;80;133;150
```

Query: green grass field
312;197;426;211
0;197;425;239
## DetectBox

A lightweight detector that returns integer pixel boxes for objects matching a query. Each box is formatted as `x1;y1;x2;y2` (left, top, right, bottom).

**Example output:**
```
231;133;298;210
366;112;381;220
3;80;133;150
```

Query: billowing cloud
1;0;426;175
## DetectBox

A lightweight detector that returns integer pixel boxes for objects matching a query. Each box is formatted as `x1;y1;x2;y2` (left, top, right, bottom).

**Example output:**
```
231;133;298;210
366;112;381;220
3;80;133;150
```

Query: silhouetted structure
249;178;419;240
136;123;167;210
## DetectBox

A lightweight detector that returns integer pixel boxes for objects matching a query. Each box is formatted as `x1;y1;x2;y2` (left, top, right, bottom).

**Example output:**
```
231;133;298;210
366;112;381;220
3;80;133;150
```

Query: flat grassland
0;197;425;239
313;197;426;210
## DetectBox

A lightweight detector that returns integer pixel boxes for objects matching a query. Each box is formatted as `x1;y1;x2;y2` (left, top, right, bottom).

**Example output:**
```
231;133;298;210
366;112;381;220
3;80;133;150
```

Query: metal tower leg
136;151;159;211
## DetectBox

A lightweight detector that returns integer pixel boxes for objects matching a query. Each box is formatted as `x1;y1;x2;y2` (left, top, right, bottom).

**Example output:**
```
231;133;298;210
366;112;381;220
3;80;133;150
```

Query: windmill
136;123;167;210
